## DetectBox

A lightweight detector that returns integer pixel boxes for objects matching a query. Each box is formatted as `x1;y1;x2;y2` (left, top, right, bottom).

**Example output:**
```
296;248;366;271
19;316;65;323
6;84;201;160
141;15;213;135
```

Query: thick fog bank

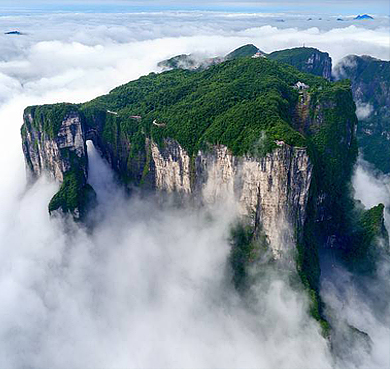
319;158;390;369
0;142;333;369
354;157;390;229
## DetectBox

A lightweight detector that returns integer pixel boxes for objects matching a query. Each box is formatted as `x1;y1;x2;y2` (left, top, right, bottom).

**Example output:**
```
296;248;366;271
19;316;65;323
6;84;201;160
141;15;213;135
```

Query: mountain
5;31;23;35
224;44;264;60
157;54;224;71
267;47;332;80
21;52;387;334
157;45;330;82
157;54;199;70
334;55;390;173
263;49;390;174
157;44;263;71
354;14;374;20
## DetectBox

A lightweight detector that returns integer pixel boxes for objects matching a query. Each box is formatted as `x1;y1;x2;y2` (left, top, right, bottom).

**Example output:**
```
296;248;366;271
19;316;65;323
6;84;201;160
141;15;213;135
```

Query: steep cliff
25;56;385;325
22;111;312;258
268;47;332;80
23;58;358;226
23;51;389;335
334;55;390;173
151;140;312;258
21;104;96;219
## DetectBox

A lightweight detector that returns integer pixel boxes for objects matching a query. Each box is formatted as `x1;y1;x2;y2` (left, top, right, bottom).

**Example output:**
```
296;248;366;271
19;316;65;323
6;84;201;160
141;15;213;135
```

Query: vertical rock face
21;107;95;218
151;140;313;257
306;52;332;80
268;47;332;80
22;109;87;183
151;139;191;193
22;107;312;256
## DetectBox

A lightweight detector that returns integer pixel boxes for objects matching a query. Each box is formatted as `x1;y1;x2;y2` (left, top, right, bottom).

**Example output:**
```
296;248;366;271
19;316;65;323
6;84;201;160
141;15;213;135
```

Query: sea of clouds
0;10;389;369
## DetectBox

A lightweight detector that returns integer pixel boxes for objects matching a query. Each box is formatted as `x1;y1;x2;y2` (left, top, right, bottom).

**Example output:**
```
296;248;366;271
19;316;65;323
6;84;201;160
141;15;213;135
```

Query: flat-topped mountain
21;48;388;337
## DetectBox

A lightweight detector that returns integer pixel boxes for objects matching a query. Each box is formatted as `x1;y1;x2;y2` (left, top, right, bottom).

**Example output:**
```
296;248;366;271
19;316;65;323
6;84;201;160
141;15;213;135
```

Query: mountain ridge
158;44;332;81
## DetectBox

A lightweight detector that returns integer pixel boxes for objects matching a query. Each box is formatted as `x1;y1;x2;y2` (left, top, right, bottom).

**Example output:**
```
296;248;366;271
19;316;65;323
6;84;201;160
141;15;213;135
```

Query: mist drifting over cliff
0;10;389;369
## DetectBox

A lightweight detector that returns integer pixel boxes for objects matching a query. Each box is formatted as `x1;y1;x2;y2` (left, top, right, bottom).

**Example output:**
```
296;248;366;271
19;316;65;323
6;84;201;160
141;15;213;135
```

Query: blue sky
2;0;389;15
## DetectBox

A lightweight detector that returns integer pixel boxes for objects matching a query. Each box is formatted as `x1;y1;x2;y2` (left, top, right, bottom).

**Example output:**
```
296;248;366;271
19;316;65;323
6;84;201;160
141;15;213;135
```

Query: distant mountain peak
5;30;23;35
354;14;374;20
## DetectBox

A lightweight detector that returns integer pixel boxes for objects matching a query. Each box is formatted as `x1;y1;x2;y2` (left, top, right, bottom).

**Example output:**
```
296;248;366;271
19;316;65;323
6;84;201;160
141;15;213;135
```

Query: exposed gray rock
22;110;87;183
149;139;313;257
22;109;312;257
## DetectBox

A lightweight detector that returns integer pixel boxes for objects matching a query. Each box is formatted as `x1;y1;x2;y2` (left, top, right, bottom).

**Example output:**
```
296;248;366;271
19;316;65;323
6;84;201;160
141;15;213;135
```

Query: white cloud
355;101;374;120
322;262;390;369
353;156;390;228
0;141;333;368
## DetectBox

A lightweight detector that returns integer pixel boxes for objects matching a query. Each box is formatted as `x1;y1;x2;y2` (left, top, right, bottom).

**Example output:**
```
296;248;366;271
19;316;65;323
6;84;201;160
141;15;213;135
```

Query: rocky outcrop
20;52;359;267
22;108;87;183
306;51;332;80
22;105;312;256
22;47;387;337
268;47;332;80
21;105;93;218
151;141;312;257
151;140;192;193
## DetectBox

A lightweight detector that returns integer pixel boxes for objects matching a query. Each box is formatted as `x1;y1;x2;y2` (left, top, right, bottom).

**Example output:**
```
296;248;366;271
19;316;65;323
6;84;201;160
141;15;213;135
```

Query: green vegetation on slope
225;44;260;60
268;47;331;78
336;55;390;173
23;50;379;335
157;54;199;70
354;204;387;256
24;103;79;139
49;170;96;219
229;221;269;291
308;80;358;223
81;56;328;157
343;203;388;269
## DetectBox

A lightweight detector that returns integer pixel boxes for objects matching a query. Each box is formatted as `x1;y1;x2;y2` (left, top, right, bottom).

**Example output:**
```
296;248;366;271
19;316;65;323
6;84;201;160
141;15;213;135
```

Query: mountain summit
354;14;374;20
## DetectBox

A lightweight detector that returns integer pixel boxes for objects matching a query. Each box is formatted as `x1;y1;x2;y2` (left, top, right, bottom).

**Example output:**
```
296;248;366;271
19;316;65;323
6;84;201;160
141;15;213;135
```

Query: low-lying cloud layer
0;10;389;369
0;11;389;88
0;142;334;368
353;157;390;228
